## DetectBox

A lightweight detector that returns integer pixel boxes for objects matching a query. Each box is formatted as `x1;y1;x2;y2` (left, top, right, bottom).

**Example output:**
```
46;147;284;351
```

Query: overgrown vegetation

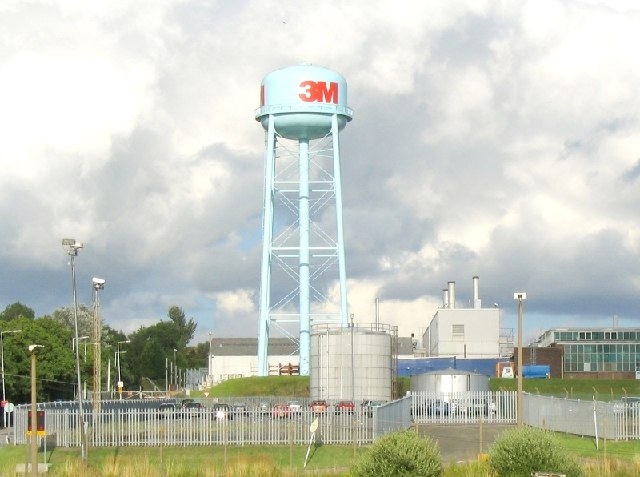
488;426;584;477
350;430;442;477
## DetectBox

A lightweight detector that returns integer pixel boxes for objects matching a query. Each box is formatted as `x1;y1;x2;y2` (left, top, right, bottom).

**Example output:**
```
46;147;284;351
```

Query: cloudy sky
1;0;639;347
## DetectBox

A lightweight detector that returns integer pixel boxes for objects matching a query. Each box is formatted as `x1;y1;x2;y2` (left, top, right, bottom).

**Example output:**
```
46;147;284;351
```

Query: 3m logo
299;81;338;104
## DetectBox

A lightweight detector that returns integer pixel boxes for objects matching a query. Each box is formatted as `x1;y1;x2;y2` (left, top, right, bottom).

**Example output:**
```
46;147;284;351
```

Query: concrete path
417;423;515;462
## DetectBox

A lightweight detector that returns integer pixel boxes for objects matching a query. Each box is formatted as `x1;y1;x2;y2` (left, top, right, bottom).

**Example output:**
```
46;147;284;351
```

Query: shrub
488;426;584;477
351;430;442;477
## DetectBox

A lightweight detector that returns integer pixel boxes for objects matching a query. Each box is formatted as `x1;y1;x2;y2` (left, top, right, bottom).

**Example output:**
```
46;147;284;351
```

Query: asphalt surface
417;424;515;462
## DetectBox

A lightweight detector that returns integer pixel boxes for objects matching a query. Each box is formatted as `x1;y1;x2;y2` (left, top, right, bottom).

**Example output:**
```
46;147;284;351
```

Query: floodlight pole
92;279;105;416
62;238;87;461
514;292;527;427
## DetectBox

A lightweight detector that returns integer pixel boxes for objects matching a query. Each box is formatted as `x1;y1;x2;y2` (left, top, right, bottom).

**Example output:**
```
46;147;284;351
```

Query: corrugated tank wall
310;324;396;402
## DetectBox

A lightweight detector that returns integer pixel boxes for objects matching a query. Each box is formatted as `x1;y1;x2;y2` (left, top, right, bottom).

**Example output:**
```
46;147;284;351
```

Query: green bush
488;426;584;477
350;430;442;477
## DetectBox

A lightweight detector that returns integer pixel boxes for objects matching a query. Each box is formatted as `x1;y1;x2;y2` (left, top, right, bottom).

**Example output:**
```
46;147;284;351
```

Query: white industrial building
422;277;502;358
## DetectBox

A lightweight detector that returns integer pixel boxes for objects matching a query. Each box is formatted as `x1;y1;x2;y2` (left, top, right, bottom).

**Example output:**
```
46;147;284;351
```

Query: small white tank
410;368;489;393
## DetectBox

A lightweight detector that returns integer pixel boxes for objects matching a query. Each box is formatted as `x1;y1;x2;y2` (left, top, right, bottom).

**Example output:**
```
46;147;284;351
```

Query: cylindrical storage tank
410;369;489;394
310;323;395;403
255;64;353;140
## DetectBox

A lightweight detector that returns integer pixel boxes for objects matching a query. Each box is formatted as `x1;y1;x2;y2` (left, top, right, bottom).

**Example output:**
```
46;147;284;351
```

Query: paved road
417;424;514;462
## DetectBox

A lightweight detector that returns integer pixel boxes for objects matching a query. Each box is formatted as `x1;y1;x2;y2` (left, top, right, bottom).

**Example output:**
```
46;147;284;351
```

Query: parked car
181;401;206;418
334;400;355;414
287;400;301;414
257;401;271;416
272;403;291;418
231;402;248;416
462;397;488;416
361;400;386;417
310;400;328;414
157;402;177;418
212;403;232;420
413;399;449;417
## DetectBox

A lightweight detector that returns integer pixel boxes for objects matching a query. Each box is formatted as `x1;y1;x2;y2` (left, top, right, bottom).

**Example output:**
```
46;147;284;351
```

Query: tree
0;302;35;321
167;306;197;346
184;342;209;369
1;315;76;403
123;306;198;388
49;305;94;339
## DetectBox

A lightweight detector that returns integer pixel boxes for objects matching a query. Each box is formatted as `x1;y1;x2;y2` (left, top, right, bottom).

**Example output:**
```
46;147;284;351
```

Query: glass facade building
537;328;640;373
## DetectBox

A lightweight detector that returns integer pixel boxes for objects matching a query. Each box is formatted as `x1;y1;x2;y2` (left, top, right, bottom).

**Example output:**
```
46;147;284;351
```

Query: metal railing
410;391;517;425
13;400;375;447
11;392;639;448
524;393;640;440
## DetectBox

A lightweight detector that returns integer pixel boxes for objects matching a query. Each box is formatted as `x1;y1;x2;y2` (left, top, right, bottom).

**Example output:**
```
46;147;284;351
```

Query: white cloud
0;0;639;349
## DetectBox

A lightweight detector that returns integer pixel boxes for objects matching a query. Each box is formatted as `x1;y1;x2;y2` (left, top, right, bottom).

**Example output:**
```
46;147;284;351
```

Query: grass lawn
1;443;355;476
1;432;638;477
490;377;640;400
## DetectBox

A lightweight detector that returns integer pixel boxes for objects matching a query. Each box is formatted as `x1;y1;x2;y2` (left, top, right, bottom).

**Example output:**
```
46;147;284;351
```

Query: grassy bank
490;378;640;400
182;375;640;402
1;433;639;477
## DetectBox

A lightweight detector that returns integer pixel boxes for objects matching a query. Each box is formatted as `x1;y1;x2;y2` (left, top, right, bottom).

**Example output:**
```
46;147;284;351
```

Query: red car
272;403;291;418
334;400;355;414
310;400;328;414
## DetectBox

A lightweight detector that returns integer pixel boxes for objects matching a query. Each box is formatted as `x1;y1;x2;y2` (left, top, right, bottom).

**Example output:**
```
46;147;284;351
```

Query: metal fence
12;392;639;448
410;390;517;425
524;393;640;441
13;398;375;447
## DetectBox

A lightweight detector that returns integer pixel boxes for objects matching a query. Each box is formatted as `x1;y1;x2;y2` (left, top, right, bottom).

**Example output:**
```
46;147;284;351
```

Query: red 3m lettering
299;81;338;104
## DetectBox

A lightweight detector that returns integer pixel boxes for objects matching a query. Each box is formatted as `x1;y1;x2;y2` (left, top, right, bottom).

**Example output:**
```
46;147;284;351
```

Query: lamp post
514;292;527;427
92;278;105;413
29;344;44;477
208;332;213;383
62;238;87;461
116;340;130;399
173;348;177;388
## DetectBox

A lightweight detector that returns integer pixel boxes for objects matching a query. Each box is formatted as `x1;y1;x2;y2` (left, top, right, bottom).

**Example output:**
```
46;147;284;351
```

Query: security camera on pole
62;238;88;462
92;278;105;415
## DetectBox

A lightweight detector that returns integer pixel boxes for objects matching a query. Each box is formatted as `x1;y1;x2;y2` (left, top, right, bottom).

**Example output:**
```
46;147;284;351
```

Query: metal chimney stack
473;276;481;309
447;281;455;309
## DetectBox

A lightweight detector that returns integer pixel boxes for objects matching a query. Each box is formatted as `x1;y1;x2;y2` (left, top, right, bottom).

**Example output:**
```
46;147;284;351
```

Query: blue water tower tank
255;64;352;140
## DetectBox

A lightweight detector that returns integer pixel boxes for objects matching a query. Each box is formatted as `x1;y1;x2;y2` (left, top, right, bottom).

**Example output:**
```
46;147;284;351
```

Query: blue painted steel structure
397;357;502;378
255;65;353;376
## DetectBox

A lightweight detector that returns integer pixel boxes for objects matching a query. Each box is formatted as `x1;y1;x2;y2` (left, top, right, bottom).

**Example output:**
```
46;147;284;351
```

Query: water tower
255;64;353;376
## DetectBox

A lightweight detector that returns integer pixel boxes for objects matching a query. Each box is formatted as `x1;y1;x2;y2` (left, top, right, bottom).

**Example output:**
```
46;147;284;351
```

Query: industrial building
533;327;640;379
420;277;507;358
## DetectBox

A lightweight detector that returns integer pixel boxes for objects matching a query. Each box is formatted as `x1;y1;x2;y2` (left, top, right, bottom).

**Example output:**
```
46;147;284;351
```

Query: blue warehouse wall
397;357;503;378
